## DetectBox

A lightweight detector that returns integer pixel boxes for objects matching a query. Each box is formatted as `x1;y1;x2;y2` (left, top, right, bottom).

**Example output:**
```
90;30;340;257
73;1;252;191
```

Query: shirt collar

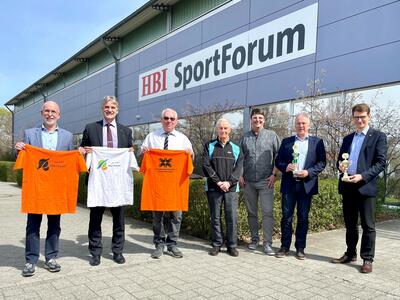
295;134;309;141
41;124;58;133
357;126;369;136
103;119;117;127
164;129;176;136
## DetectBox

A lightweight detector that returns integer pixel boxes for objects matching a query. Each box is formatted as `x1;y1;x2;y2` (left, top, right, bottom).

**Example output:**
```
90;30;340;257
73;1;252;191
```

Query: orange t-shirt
14;144;87;214
140;149;193;211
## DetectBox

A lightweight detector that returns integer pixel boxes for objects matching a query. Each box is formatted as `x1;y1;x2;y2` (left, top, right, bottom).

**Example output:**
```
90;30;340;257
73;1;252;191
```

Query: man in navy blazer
15;100;74;277
331;103;387;274
80;96;133;266
275;113;326;259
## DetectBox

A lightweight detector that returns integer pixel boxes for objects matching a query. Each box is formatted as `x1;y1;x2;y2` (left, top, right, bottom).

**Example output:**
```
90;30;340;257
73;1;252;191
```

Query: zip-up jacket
202;139;243;192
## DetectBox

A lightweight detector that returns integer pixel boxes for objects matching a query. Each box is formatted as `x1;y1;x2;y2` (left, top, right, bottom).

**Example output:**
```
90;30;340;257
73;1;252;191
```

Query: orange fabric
14;144;87;214
140;149;193;211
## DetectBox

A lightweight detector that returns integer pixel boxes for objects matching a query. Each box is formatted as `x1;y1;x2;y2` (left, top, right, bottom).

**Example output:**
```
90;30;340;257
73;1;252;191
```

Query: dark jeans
25;213;61;264
88;206;125;256
280;183;312;250
342;189;376;261
152;211;182;247
207;191;238;248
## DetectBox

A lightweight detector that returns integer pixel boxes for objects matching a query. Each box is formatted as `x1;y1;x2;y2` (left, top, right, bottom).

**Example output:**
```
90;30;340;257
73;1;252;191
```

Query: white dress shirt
141;129;192;152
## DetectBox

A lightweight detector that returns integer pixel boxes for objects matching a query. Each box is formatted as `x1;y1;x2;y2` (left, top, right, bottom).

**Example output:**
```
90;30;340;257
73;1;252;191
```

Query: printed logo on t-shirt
97;159;108;171
159;158;172;168
37;158;50;171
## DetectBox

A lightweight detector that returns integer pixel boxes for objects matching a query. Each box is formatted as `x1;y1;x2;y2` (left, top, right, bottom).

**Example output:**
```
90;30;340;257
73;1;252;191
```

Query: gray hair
102;96;119;109
161;108;178;119
215;117;231;129
295;112;310;123
41;100;60;113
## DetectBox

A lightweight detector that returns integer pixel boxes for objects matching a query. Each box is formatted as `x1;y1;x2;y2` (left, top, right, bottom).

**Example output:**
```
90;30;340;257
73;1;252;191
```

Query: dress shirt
102;119;118;148
141;129;192;152
41;125;58;150
294;135;309;171
348;126;369;175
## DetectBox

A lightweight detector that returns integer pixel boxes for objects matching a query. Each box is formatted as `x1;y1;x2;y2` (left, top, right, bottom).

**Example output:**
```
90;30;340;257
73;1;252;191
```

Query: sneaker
22;263;36;277
295;249;306;260
263;244;275;256
44;259;61;272
247;240;258;251
167;245;183;258
208;246;220;256
227;247;239;257
275;246;289;258
151;244;164;259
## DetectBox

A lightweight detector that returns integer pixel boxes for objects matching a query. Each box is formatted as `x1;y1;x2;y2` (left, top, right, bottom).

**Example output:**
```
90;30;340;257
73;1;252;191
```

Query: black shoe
227;247;239;257
330;253;357;264
208;246;220;256
113;253;125;264
22;263;36;277
275;246;289;258
89;255;101;266
295;249;306;260
44;259;61;272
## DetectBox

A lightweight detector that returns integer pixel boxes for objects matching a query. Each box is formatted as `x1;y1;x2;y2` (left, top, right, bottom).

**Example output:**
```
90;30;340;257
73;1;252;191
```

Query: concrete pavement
0;181;399;299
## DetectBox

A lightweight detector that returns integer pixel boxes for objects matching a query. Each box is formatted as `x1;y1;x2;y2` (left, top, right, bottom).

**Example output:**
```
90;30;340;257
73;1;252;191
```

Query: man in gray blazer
15;100;74;277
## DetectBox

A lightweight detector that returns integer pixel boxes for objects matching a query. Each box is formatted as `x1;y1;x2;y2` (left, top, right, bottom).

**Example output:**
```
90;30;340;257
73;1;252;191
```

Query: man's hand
84;146;93;154
141;146;149;153
128;147;134;152
239;176;245;188
78;147;86;155
295;170;309;179
338;161;346;173
348;174;363;183
15;142;26;152
286;163;297;173
217;181;230;192
266;174;276;189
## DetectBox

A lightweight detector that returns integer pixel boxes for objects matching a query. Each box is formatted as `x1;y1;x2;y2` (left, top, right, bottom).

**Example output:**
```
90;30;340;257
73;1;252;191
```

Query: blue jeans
25;213;61;264
207;191;238;248
280;183;312;250
152;211;182;247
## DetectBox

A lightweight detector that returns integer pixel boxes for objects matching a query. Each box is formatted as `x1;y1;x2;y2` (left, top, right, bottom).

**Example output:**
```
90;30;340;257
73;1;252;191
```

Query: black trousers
342;188;376;261
88;206;125;256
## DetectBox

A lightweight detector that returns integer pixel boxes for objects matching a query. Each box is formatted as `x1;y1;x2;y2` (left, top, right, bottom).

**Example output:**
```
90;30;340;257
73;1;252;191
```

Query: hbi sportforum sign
138;3;318;101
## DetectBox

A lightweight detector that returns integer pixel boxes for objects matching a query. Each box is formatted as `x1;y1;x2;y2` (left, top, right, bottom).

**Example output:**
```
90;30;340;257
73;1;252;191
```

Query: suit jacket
80;120;133;148
275;136;326;195
337;128;387;197
24;126;73;151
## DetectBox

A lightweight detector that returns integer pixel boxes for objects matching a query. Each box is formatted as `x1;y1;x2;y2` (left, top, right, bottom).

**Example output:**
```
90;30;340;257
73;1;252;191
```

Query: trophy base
341;177;351;182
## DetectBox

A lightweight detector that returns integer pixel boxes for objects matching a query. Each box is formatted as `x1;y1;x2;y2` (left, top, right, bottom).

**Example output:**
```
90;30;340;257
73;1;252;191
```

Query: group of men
15;97;386;277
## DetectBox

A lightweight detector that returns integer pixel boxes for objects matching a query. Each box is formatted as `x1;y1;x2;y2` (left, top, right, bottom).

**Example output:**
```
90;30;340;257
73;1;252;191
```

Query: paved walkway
0;181;399;299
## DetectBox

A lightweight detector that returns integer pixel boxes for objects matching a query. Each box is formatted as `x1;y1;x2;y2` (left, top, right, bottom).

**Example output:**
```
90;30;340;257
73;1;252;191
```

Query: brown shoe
227;247;239;257
275;247;289;258
330;253;357;264
361;260;373;273
208;246;220;256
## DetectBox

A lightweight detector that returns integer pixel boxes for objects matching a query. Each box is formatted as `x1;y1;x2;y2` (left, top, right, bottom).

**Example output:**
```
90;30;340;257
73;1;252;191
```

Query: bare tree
180;100;244;174
0;108;12;160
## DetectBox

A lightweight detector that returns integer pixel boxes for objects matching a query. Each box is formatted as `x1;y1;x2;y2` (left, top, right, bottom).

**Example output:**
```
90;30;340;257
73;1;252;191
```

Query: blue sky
0;0;148;107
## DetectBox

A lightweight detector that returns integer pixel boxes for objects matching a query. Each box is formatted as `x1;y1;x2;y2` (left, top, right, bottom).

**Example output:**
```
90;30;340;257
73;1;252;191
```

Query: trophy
340;153;351;182
292;144;300;176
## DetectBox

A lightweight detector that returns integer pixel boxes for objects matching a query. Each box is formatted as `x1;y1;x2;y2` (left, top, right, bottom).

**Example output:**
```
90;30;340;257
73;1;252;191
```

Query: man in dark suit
331;103;387;274
275;113;326;260
15;100;74;277
80;96;133;266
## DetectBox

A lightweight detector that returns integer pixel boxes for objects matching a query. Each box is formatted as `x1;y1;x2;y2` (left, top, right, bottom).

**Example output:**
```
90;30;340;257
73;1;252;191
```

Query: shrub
0;161;17;182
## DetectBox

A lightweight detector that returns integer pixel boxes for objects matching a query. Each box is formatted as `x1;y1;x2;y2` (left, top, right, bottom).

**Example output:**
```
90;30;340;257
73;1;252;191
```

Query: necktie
164;132;169;150
106;123;113;148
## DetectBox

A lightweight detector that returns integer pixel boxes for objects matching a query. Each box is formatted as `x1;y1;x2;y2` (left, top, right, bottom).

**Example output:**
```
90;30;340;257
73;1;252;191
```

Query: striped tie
106;123;113;148
164;132;169;150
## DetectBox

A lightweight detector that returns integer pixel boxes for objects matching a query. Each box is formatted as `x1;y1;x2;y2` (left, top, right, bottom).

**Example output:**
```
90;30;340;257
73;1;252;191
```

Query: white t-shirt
86;147;139;207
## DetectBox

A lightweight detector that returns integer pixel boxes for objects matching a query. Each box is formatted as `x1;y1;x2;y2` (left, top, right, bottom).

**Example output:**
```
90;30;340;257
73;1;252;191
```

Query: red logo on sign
141;68;167;97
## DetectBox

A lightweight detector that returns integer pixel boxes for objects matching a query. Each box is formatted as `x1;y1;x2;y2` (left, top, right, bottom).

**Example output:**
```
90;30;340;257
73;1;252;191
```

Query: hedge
77;174;344;242
0;161;17;182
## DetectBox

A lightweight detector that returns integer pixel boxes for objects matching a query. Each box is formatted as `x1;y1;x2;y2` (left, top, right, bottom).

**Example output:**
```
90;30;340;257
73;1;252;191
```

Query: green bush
0;161;17;182
77;174;346;241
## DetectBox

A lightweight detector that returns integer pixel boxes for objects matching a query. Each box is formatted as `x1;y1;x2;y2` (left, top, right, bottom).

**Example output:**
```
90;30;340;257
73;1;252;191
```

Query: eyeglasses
352;115;368;120
163;117;176;121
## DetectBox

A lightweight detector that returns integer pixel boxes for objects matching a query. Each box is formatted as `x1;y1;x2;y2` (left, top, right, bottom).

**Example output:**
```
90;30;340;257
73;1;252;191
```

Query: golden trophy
340;153;351;182
292;144;300;176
